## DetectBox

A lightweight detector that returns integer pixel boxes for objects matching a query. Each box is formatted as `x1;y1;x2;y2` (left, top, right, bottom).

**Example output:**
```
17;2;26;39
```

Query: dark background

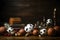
0;0;60;26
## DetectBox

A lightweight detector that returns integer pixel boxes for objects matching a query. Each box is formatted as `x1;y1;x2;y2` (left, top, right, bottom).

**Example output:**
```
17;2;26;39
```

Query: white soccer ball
4;23;15;34
7;27;14;34
24;24;33;32
46;19;52;25
40;28;46;35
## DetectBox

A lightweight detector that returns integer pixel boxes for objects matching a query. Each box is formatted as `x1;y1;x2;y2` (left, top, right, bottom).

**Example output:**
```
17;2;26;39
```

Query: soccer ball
46;19;52;26
40;28;47;35
24;24;34;32
7;27;15;34
4;23;15;34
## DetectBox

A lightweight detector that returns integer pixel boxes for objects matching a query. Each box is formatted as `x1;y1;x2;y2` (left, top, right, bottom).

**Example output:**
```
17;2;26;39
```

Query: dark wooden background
0;0;60;26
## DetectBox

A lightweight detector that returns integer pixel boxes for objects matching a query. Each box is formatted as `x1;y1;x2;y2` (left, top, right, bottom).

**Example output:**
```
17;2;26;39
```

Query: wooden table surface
0;36;60;40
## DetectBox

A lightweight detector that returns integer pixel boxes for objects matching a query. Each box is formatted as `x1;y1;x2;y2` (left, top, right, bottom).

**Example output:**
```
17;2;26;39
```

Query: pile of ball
0;23;60;37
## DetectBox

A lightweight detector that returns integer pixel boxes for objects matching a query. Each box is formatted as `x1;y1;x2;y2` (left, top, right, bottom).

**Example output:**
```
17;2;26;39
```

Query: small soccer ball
7;27;15;34
24;24;33;32
46;19;52;26
40;28;47;35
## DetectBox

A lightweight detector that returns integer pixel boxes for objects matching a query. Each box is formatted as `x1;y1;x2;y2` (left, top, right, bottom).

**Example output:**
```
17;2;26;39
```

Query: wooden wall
0;0;60;26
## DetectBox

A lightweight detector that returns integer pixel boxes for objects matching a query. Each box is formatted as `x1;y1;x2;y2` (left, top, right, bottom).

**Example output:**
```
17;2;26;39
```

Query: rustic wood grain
0;36;60;40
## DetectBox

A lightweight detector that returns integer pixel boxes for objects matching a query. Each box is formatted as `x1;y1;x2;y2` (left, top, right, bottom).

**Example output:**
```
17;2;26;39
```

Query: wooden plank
0;36;60;40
